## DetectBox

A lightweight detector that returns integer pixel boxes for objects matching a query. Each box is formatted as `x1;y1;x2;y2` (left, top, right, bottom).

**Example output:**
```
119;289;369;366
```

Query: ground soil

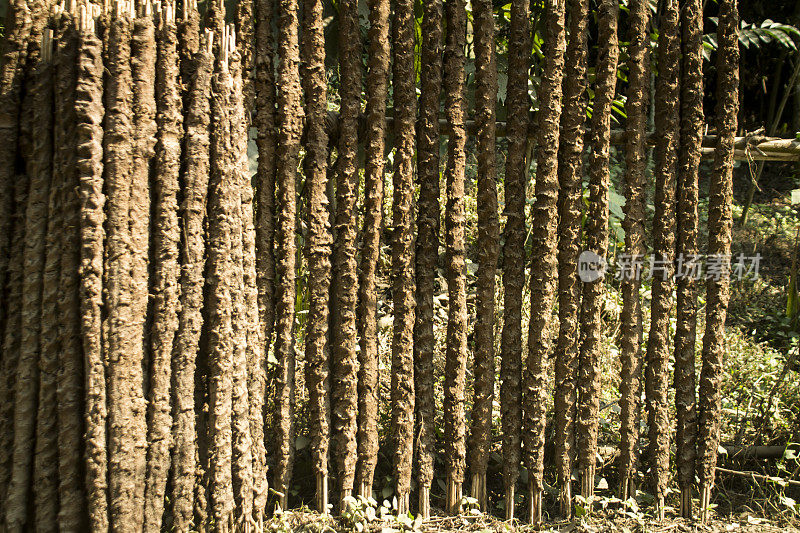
264;510;799;532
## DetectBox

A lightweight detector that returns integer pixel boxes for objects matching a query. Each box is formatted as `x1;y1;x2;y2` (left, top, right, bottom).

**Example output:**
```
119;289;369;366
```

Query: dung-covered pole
499;0;529;520
617;0;650;504
553;0;589;517
389;0;417;514
301;0;332;513
331;0;361;509
273;0;303;511
357;0;391;502
468;0;499;513
674;0;704;519
523;0;566;524
645;0;680;519
698;0;739;521
412;0;442;519
576;0;618;510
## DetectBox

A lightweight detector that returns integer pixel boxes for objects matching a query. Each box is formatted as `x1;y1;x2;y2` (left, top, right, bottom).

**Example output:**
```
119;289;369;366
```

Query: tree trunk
274;0;303;510
553;0;589;517
524;0;566;523
170;33;213;531
302;0;332;513
674;0;704;519
443;0;468;515
143;14;183;532
699;0;739;520
576;0;618;508
357;0;390;501
468;0;499;513
645;0;680;518
390;0;417;513
75;21;108;532
499;0;530;520
332;0;361;509
617;0;650;504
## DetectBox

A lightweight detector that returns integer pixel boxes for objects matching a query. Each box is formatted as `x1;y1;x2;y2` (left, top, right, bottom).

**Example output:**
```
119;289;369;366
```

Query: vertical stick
390;0;417;514
331;0;362;510
443;0;468;515
301;0;332;514
645;0;680;520
500;0;530;520
127;11;157;529
524;0;567;524
674;0;704;519
274;0;303;511
143;9;183;532
207;44;236;530
358;0;391;501
254;1;278;481
28;34;57;533
76;20;109;532
698;0;739;521
554;0;589;518
618;0;650;504
170;35;213;531
468;0;499;513
103;9;141;532
576;0;619;512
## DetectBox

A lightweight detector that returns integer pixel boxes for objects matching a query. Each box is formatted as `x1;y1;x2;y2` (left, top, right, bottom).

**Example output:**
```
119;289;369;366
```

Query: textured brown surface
390;0;417;510
443;0;468;509
357;0;390;499
55;20;85;533
75;26;108;532
229;48;255;529
171;37;213;531
617;0;650;502
674;0;704;514
143;17;183;533
645;0;680;507
207;54;236;530
0;0;32;352
412;0;442;509
4;8;49;529
235;0;255;111
468;0;499;509
28;53;56;533
254;0;278;474
524;0;566;522
699;0;739;498
576;0;618;499
302;0;332;511
553;0;588;516
127;16;157;531
499;0;529;511
1;169;28;532
274;0;303;508
331;0;361;505
255;0;277;390
102;14;137;533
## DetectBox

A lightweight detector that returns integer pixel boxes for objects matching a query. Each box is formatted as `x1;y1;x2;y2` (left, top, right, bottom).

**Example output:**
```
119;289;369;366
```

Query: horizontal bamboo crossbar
319;111;800;162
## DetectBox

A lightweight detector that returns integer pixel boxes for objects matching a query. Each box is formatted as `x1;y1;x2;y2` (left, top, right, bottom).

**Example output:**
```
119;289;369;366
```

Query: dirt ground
264;509;799;532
